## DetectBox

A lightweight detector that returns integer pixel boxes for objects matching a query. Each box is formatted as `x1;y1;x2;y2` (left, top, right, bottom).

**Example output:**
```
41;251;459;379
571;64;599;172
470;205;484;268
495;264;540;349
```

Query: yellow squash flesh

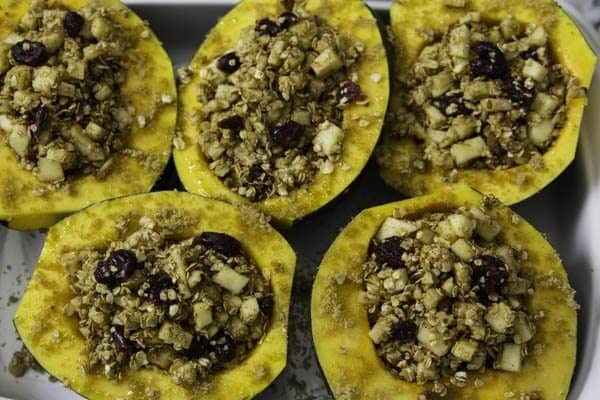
0;0;177;230
376;0;596;205
174;0;389;227
13;191;296;400
311;186;577;399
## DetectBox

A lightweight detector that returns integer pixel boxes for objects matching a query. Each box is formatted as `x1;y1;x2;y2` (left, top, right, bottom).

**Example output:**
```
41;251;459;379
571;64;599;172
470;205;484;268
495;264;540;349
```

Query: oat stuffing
387;11;586;174
193;8;365;201
0;0;136;185
61;210;273;388
361;204;537;393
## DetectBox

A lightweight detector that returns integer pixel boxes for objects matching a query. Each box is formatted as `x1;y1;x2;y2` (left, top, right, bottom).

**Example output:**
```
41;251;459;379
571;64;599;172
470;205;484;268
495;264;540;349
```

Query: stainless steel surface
1;1;600;399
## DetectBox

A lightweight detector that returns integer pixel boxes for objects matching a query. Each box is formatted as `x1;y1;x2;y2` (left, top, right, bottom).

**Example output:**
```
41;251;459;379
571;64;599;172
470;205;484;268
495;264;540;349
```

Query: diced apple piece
451;238;475;261
311;49;343;78
496;344;523;372
313;121;344;157
450;136;489;166
37;157;65;182
192;302;213;331
240;297;260;323
376;217;418;240
485;302;515;333
212;266;249;294
417;325;450;357
528;119;555;147
451;339;479;361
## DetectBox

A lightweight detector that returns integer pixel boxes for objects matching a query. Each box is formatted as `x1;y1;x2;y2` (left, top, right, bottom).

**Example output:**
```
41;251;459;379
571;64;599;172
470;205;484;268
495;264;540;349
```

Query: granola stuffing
0;0;136;186
62;209;273;389
192;8;364;201
387;12;586;173
361;204;537;390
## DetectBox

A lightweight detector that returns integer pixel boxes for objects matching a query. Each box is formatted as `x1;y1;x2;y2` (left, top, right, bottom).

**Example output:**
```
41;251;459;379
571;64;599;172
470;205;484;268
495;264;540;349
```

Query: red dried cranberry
338;81;365;104
279;12;298;29
94;249;139;288
11;40;48;67
110;326;136;353
502;76;535;109
269;121;303;149
370;237;405;269
436;94;471;117
186;335;211;359
217;52;241;74
26;106;48;137
470;41;508;79
471;255;509;295
389;320;417;343
211;333;236;363
258;296;274;316
63;11;85;38
218;115;244;131
255;18;281;36
198;232;241;257
144;274;175;303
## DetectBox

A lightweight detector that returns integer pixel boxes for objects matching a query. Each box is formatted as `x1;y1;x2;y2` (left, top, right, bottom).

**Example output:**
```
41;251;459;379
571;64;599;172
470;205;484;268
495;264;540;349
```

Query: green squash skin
13;190;296;400
0;0;178;231
174;0;390;228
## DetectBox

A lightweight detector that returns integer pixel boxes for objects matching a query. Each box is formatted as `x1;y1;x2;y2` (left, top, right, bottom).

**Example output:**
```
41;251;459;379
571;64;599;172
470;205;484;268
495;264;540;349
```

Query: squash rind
0;0;177;230
377;0;597;205
174;0;390;227
311;186;577;399
13;191;296;400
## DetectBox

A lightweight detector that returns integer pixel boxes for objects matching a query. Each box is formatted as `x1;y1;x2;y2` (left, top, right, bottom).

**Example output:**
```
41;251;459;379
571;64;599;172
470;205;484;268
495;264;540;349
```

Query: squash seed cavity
387;12;586;174
0;0;137;187
361;202;538;393
190;8;364;201
61;209;273;389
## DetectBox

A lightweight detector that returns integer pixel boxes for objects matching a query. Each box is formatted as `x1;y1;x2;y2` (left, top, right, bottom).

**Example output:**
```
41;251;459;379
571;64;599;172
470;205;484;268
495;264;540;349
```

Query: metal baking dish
1;0;599;399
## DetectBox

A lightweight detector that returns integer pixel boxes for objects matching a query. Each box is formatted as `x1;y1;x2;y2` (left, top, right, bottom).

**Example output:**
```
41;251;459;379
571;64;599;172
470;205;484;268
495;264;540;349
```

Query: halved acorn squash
0;0;177;231
311;186;577;399
174;0;389;227
376;0;596;205
13;191;296;399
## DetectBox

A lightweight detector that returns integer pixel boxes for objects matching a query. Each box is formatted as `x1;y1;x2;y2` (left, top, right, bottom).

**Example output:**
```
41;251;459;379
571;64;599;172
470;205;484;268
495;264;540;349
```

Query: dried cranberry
11;40;48;67
470;41;508;79
186;335;211;359
471;255;509;295
502;76;535;109
217;52;241;74
279;12;298;29
144;274;175;303
218;115;244;131
63;11;85;38
269;121;303;149
246;164;273;202
198;232;241;257
258;296;274;316
389;320;417;343
370;237;405;269
338;81;364;104
94;249;139;288
255;18;281;36
111;326;136;353
436;94;471;117
26;106;48;137
212;333;236;363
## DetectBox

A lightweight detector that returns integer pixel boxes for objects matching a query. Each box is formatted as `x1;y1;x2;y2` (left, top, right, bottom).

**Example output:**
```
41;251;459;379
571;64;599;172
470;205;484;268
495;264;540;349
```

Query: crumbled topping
0;0;139;186
62;209;273;389
362;205;537;391
387;12;585;175
192;8;363;202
